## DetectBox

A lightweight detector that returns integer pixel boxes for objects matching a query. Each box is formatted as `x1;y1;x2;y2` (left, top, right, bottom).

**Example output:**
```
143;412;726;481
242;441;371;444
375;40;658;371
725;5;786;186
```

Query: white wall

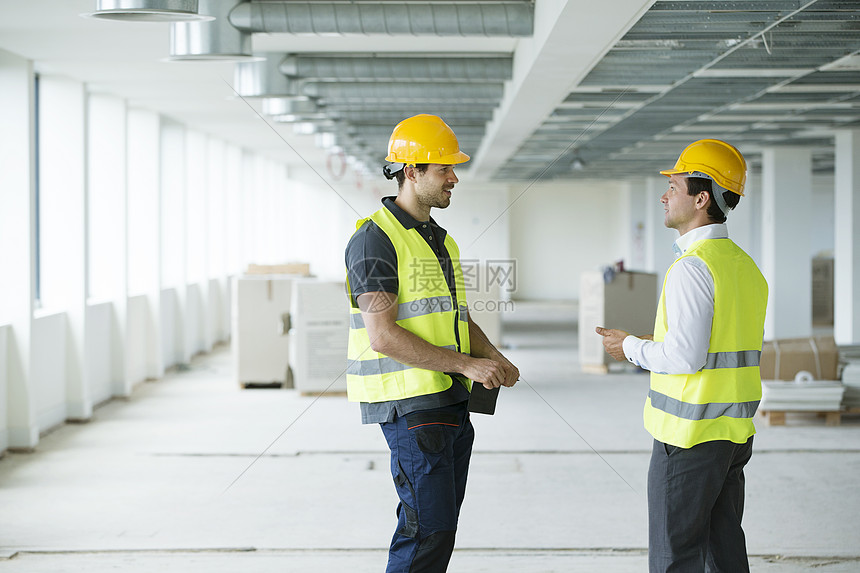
160;288;183;369
732;171;833;267
126;295;150;385
127;108;163;381
0;325;9;451
0;48;311;452
38;75;90;421
31;312;66;432
509;180;628;301
85;302;113;407
0;48;38;449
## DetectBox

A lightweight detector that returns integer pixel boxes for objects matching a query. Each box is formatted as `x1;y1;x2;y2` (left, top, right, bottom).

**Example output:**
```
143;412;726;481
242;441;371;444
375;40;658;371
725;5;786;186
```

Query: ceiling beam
469;0;655;179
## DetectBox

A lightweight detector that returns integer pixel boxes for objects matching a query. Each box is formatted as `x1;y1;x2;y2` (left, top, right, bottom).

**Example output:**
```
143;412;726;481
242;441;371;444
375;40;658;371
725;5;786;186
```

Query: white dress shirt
622;224;728;375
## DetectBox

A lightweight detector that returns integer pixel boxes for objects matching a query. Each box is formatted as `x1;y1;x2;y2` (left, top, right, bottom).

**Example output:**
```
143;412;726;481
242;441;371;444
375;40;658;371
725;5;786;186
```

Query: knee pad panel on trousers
411;530;456;573
396;501;419;538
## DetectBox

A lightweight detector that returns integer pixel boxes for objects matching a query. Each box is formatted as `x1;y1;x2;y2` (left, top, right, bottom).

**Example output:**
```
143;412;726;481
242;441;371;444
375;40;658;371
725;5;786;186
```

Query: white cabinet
232;276;293;386
289;280;350;395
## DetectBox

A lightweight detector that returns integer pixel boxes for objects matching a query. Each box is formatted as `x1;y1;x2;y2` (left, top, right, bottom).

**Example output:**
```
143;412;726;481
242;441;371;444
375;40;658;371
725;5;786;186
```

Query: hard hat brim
385;150;470;165
659;166;745;196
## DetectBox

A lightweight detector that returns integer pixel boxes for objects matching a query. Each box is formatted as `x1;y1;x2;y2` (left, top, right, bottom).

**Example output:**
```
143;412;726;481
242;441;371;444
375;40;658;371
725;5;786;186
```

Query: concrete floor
1;302;859;572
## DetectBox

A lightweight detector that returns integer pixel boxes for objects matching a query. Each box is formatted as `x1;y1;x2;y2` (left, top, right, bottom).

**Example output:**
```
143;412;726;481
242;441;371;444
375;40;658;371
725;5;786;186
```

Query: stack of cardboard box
759;336;839;382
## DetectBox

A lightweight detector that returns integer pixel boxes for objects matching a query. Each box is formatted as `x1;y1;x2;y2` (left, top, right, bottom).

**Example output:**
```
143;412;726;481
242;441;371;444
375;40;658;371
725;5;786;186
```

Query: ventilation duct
234;55;297;97
228;1;533;36
279;55;513;83
331;109;494;124
82;0;213;22
261;97;319;116
169;0;255;61
237;56;506;102
303;83;504;103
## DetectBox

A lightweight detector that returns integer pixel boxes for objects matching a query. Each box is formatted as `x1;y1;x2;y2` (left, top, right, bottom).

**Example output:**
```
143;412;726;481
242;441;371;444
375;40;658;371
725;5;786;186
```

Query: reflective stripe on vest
349;295;457;329
347;345;458;376
649;389;760;421
702;350;760;370
645;237;768;448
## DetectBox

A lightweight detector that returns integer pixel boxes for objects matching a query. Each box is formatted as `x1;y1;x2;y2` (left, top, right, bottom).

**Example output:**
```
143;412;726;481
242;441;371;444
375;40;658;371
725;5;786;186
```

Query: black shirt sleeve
345;220;399;307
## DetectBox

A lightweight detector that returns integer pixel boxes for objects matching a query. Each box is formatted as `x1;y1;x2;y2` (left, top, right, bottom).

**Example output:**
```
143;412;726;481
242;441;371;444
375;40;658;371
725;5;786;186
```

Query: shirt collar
673;223;728;257
382;196;441;231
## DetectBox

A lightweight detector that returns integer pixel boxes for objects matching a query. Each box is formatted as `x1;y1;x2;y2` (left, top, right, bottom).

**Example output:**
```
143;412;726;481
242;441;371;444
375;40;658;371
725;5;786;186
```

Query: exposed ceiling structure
1;0;859;183
499;0;860;181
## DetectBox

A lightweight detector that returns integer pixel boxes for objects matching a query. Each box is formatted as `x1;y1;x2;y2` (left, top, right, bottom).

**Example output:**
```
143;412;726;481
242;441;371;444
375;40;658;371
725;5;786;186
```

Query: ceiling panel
498;0;860;181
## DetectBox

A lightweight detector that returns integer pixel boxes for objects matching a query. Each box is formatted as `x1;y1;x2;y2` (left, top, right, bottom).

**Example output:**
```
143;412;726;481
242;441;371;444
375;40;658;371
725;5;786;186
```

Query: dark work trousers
648;436;754;573
380;401;474;573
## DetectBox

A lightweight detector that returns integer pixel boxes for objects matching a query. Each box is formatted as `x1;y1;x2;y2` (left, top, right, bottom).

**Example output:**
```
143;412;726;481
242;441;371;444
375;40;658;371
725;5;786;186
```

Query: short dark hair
394;163;429;190
686;177;740;224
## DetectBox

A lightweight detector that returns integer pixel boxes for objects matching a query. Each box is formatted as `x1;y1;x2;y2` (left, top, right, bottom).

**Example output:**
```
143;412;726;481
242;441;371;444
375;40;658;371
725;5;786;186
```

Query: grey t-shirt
345;197;470;424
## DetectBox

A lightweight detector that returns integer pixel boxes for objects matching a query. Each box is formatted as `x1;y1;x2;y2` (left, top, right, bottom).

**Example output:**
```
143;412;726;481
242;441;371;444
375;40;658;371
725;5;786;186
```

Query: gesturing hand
595;326;629;362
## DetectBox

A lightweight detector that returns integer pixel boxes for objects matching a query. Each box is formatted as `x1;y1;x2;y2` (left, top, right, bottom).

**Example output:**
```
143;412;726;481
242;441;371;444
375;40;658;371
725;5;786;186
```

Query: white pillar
0;49;39;449
160;122;187;367
39;76;90;420
127;109;164;379
834;130;860;345
88;94;130;397
761;147;813;340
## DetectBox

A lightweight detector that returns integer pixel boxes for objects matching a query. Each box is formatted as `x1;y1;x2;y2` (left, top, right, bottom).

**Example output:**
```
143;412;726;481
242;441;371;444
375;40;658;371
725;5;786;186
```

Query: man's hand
467;316;519;389
595;326;629;362
460;355;519;390
500;357;520;388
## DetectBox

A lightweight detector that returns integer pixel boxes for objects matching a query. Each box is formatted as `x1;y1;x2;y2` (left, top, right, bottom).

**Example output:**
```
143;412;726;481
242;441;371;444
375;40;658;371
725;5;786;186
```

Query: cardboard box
760;336;839;381
579;270;658;370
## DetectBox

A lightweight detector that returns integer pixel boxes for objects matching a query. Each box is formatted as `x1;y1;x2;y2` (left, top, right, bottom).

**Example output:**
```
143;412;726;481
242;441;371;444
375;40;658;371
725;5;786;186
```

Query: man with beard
344;114;519;572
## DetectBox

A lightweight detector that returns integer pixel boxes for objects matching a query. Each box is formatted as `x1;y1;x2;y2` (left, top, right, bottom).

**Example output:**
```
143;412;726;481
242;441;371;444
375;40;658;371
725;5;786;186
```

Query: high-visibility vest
644;238;768;448
346;207;472;403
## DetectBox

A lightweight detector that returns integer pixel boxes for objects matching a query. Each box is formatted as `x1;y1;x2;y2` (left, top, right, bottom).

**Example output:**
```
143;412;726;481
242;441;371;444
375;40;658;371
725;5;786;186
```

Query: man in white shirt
596;139;768;573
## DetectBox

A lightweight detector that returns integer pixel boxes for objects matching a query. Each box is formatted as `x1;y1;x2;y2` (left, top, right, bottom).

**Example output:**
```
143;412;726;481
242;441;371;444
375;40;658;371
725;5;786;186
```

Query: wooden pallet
759;408;860;427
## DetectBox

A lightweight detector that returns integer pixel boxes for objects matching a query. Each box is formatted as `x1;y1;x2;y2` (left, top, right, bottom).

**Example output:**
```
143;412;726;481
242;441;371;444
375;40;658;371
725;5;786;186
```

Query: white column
88;94;130;397
761;147;813;340
160;122;187;367
39;76;90;420
0;49;38;449
834;130;860;345
127;109;164;379
185;131;209;358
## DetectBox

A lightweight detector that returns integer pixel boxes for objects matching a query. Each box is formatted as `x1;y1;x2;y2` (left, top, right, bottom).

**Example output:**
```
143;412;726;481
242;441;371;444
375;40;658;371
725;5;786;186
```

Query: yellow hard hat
385;114;470;165
660;139;747;196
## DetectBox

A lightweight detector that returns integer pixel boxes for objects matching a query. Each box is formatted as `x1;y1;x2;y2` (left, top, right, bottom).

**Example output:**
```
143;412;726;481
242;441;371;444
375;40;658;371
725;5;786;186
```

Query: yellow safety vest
644;238;768;448
346;207;472;403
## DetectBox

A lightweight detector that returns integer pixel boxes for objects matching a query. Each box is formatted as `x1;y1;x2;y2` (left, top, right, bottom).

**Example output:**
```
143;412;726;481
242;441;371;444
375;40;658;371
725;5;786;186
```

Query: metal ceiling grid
496;0;860;182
